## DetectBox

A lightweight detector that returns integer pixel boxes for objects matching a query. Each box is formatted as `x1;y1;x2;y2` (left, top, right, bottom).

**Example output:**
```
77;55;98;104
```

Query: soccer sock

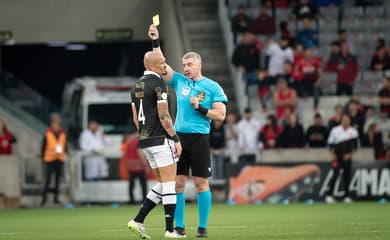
162;181;176;232
134;183;162;223
197;189;211;229
174;191;185;228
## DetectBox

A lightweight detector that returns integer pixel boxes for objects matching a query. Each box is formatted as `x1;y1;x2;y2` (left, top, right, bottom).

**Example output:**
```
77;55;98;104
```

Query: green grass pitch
0;202;389;239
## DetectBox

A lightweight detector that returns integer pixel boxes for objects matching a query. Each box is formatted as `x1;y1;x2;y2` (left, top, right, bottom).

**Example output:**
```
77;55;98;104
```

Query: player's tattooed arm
157;101;176;137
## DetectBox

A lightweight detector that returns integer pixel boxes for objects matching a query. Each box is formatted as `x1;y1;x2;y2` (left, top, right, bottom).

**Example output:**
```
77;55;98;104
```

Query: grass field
0;202;389;240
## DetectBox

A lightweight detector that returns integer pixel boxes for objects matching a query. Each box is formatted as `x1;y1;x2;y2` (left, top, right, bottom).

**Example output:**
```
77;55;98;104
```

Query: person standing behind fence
80;120;108;181
41;113;67;206
120;131;149;204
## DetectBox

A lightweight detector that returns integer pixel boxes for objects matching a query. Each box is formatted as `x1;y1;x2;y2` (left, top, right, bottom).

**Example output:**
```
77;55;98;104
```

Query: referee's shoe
196;228;208;238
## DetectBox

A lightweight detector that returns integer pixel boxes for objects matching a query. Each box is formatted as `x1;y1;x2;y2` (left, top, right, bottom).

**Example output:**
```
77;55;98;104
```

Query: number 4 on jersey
138;99;146;125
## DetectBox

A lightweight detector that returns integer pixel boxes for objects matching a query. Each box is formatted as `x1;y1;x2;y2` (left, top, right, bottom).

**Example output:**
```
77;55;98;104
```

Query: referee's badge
197;91;206;102
181;86;190;96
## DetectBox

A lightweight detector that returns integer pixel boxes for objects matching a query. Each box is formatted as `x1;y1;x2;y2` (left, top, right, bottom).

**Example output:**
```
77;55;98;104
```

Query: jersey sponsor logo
197;91;206;102
181;86;190;96
135;91;144;98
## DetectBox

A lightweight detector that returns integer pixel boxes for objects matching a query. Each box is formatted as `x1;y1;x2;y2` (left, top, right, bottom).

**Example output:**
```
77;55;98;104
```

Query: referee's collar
144;70;161;79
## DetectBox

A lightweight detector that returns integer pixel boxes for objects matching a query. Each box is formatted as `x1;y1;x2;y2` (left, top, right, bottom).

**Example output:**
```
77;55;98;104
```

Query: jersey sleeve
212;82;228;103
154;78;169;102
169;71;187;89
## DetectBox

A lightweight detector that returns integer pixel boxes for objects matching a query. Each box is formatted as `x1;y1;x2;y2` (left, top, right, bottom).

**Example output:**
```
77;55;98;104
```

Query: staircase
180;0;236;111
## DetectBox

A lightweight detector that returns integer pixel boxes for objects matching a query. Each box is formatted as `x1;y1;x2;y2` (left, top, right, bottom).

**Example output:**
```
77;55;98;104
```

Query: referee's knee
194;177;209;192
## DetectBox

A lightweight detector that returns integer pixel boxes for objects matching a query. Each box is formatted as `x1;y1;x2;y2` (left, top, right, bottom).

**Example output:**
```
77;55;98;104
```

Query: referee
326;114;359;204
149;25;228;238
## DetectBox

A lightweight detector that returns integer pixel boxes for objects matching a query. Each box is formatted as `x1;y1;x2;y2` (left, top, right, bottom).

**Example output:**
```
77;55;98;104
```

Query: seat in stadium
319;7;338;19
343;7;364;18
275;8;290;23
322;72;337;83
363;71;384;83
354;82;381;95
319;32;337;45
359;55;372;71
320;81;336;95
341;19;360;31
248;0;260;9
365;6;385;18
318;19;338;32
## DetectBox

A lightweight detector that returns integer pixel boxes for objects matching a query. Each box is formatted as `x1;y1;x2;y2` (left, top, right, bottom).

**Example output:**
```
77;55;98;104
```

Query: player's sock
162;181;176;232
197;189;211;229
174;191;185;228
134;183;162;223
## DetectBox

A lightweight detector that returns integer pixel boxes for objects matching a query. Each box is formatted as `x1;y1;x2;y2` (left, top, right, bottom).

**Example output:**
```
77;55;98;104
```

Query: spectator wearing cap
305;113;328;148
327;42;359;96
250;4;276;36
280;113;305;148
0;118;16;154
295;17;319;49
273;78;298;122
231;4;252;44
232;32;262;95
291;0;319;20
378;76;390;117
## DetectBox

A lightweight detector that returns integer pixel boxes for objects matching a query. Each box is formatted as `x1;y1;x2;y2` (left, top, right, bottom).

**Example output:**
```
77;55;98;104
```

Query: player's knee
194;177;209;192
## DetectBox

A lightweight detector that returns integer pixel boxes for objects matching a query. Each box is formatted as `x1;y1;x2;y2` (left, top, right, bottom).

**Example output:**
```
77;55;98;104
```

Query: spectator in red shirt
293;47;322;109
0;118;16;154
378;76;390;117
370;46;390;71
327;42;359;96
120;131;149;204
273;78;298;121
231;4;253;44
259;114;283;148
250;5;276;35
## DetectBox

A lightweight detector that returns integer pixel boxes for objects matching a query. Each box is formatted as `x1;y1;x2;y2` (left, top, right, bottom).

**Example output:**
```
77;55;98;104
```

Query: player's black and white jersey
327;125;359;154
131;71;169;148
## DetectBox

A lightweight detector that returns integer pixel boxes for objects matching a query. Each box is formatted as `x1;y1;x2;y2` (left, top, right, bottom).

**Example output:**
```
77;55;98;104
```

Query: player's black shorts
177;133;211;177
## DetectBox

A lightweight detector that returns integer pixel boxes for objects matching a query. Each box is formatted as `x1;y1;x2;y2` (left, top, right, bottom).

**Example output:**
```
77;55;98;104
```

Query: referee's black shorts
177;133;211;178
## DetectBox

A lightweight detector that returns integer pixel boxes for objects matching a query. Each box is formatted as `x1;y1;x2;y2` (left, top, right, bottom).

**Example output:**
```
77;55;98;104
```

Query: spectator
265;36;294;80
80;119;108;181
120;131;149;204
292;0;319;20
293;47;322;109
257;70;272;112
237;108;264;162
232;32;262;93
326;114;359;204
231;4;252;44
250;5;276;35
273;78;298;121
296;17;319;49
378;76;390;117
347;99;365;142
259;114;283;149
0;118;16;154
281;60;296;89
293;42;304;63
41;113;67;206
328;104;344;130
280;113;305;148
210;120;226;179
309;0;342;6
370;46;390;71
337;29;354;54
278;21;293;44
363;123;385;160
327;42;359;96
305;113;328;147
326;41;341;71
224;113;239;163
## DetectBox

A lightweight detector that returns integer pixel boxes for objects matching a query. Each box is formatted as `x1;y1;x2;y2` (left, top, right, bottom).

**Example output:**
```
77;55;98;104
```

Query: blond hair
183;52;202;64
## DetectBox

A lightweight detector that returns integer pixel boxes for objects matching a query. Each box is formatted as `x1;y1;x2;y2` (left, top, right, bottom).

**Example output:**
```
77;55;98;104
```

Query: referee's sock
174;191;185;228
134;183;162;223
162;181;176;232
197;189;211;229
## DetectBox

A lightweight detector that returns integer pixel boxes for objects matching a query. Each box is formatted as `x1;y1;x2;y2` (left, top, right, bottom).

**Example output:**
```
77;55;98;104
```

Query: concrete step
182;0;218;8
186;20;220;33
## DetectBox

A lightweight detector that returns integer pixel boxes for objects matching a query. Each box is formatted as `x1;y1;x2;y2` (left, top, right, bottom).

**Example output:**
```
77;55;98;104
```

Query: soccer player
127;51;183;239
148;25;228;238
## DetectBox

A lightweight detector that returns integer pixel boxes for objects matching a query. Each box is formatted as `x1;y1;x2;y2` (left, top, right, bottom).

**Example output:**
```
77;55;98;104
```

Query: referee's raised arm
148;24;174;82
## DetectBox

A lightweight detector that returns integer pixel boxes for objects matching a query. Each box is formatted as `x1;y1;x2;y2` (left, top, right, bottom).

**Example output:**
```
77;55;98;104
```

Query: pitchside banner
227;161;390;204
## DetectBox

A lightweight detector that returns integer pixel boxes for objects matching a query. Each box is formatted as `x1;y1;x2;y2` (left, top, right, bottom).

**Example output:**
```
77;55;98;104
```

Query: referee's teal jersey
169;72;228;134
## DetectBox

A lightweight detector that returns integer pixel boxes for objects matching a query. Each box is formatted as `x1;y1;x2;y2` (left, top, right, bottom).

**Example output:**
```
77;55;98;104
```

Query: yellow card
153;14;160;26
